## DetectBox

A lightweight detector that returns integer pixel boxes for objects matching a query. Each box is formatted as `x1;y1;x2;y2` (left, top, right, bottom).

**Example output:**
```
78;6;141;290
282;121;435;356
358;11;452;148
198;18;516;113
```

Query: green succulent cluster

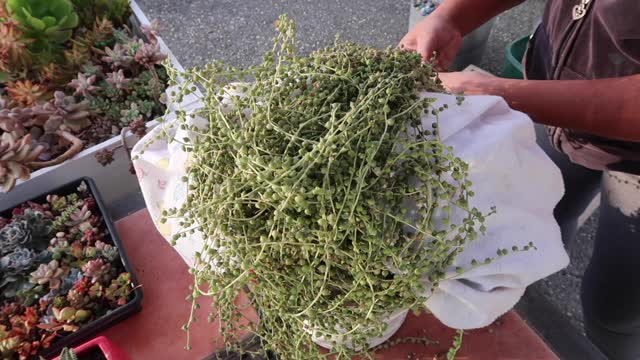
150;15;520;359
6;0;79;51
71;0;131;28
90;67;168;127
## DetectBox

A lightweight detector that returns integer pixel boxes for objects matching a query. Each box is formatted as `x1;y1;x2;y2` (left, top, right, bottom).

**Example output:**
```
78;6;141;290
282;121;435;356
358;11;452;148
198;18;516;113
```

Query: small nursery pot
310;308;409;350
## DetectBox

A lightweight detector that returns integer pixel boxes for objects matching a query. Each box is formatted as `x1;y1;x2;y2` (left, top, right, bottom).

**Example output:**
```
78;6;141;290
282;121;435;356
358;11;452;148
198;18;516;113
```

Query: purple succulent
68;73;99;97
105;70;131;90
134;41;167;68
95;148;115;166
140;19;160;43
81;259;111;283
102;44;133;69
51;91;91;132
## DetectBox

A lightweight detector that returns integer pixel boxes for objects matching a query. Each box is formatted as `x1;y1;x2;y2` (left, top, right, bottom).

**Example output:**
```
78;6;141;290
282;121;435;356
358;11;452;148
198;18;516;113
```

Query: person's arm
399;0;525;68
439;72;640;142
432;0;525;36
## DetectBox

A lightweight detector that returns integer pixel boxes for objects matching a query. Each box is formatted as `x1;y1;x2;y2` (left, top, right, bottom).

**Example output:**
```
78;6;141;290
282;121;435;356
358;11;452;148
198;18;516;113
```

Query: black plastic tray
0;177;143;359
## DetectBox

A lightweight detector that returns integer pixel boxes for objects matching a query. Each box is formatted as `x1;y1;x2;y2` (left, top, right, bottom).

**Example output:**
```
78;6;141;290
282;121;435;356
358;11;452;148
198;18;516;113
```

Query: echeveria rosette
0;220;31;257
6;0;79;51
0;247;49;296
30;259;67;289
0;247;47;276
0;210;52;256
17;209;52;243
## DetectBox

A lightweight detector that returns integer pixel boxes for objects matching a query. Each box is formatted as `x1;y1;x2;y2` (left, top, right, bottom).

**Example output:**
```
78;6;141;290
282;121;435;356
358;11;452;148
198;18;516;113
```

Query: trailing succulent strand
149;15;528;359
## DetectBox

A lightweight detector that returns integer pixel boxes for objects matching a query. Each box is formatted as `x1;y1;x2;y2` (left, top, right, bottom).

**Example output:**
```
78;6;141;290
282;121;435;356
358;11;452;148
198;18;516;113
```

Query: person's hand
398;16;462;70
438;71;499;95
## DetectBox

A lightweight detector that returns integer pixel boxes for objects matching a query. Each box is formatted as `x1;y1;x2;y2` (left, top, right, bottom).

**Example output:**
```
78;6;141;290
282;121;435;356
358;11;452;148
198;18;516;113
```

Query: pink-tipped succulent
29;260;68;289
81;258;111;284
105;69;130;90
64;204;92;227
0;132;45;192
102;43;133;69
134;41;167;67
6;80;48;107
68;73;99;97
140;19;160;43
51;91;91;131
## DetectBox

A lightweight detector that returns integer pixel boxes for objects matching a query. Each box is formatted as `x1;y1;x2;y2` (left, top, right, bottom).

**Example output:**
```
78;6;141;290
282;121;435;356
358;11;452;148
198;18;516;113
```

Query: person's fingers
436;72;459;93
439;37;461;70
398;34;417;50
416;35;436;63
437;51;455;71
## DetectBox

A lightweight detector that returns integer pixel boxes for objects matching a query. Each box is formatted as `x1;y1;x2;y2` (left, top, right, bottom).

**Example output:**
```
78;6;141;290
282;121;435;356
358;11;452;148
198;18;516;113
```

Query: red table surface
98;209;557;360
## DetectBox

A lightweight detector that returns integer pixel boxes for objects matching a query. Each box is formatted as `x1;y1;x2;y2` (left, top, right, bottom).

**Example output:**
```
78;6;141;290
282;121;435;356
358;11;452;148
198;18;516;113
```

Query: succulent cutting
0;182;135;360
0;0;169;193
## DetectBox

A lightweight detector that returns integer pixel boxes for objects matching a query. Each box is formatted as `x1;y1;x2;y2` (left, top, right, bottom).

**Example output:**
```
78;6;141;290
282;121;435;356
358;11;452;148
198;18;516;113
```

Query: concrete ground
136;0;595;336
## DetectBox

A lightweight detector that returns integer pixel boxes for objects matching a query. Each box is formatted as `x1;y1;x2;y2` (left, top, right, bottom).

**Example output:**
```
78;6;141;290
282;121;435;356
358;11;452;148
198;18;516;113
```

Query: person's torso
526;0;640;173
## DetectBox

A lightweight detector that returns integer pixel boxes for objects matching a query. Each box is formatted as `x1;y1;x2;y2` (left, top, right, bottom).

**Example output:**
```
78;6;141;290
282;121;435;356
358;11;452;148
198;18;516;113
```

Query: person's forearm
483;75;640;142
433;0;525;35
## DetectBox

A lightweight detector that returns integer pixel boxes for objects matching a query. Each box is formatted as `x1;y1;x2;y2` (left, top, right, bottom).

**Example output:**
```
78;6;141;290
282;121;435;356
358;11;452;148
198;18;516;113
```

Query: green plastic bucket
501;35;530;79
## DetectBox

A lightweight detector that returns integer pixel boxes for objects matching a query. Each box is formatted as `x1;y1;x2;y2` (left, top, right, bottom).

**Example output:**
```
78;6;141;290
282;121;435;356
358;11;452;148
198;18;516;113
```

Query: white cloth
131;92;569;330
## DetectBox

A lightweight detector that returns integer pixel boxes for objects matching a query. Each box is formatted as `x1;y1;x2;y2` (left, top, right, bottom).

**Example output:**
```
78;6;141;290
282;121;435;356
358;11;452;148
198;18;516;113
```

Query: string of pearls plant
142;15;530;359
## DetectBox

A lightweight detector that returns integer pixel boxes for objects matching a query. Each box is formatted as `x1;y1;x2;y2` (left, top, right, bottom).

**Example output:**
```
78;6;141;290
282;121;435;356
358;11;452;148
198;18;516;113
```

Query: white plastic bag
131;92;569;329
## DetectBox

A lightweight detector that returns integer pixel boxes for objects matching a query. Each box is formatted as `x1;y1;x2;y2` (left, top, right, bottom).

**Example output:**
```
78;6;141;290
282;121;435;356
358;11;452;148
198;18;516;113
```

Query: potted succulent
0;178;141;359
0;0;194;213
132;15;523;359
